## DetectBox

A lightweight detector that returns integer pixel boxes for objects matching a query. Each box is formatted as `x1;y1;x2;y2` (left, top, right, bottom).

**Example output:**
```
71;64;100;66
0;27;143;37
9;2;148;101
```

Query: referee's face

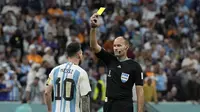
113;37;128;57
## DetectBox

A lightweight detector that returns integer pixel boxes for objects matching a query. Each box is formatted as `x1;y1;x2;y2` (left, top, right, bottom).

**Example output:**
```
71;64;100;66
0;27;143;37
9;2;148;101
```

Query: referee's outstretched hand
90;13;100;28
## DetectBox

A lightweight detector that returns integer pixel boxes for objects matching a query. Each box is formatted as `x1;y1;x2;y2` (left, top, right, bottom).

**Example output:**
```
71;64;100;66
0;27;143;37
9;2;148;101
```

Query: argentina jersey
46;62;91;112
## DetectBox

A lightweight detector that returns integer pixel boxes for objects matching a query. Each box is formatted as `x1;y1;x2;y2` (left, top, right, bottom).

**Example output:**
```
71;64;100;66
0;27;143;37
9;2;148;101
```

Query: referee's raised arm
89;13;101;53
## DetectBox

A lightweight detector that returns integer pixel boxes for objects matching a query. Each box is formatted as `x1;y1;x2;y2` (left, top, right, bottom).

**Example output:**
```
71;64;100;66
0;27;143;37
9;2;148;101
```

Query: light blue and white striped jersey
6;80;21;101
47;62;91;112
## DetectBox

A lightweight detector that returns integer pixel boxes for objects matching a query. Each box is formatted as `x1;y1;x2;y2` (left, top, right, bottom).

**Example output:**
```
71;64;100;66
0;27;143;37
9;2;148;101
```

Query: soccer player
90;13;144;112
45;42;91;112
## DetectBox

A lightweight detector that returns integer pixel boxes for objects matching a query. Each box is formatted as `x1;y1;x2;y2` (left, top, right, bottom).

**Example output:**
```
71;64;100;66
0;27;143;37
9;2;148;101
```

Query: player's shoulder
73;65;87;75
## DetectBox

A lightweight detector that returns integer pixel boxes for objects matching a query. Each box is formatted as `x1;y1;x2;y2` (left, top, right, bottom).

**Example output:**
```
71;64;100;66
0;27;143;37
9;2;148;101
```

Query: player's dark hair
66;42;81;57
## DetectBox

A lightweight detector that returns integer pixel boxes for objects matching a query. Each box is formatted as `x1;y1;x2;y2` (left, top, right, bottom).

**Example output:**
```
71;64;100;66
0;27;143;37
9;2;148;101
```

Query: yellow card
97;7;106;15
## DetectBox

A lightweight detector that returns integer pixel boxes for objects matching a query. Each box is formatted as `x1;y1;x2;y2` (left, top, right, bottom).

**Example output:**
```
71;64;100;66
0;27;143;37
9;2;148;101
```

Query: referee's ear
126;44;129;51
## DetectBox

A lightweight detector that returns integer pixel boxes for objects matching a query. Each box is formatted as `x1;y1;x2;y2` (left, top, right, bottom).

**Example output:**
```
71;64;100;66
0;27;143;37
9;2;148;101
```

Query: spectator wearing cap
43;47;56;67
27;44;43;64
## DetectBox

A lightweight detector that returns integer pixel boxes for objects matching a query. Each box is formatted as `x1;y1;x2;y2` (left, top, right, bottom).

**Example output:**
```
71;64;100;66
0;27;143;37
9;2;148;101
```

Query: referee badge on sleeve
121;73;129;83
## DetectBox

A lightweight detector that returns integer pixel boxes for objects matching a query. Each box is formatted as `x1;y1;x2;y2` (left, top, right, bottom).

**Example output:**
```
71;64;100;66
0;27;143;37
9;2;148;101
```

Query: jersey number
55;78;75;101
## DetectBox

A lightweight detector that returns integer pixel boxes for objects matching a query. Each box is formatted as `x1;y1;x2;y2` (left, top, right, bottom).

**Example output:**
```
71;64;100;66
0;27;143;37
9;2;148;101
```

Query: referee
89;13;144;112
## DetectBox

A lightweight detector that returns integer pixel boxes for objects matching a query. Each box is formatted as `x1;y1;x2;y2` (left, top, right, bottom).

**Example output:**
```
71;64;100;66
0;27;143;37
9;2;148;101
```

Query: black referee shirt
95;48;143;100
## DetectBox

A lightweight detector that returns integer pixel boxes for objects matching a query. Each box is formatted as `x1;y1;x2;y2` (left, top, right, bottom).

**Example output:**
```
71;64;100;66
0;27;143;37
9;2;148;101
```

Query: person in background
26;77;44;104
27;44;43;64
18;56;31;87
43;47;56;67
92;66;106;111
143;78;158;103
7;72;22;101
156;68;168;101
0;72;11;101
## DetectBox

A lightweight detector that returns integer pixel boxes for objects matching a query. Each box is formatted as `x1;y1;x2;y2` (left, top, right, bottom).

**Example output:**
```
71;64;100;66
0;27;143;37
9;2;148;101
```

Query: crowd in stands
0;0;200;111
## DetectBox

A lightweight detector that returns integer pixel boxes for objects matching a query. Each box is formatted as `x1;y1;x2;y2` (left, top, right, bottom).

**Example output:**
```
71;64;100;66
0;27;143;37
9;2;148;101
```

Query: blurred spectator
2;18;17;43
9;30;24;60
43;47;56;67
27;63;40;86
93;66;106;111
7;72;22;101
18;56;31;86
26;77;44;104
143;78;158;103
155;68;168;101
0;72;11;101
44;19;57;38
1;1;21;15
166;84;178;101
43;32;58;50
47;5;63;17
27;44;43;64
28;0;43;13
92;66;106;109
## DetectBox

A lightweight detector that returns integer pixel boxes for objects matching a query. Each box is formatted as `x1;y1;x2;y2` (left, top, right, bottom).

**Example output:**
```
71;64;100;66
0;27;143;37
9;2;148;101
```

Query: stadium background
0;0;200;112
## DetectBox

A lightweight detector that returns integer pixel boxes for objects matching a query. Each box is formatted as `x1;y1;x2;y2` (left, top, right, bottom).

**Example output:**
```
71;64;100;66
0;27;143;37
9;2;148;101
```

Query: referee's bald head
114;36;130;47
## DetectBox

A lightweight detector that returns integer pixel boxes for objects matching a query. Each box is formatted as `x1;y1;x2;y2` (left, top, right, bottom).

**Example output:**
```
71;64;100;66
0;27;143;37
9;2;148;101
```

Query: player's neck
67;57;79;65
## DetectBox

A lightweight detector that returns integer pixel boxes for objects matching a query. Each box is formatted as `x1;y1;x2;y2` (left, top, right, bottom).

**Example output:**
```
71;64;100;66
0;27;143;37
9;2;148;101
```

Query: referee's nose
113;45;119;51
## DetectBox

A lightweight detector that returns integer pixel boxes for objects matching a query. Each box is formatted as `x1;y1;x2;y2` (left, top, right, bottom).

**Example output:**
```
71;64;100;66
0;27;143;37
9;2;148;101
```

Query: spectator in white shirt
3;19;17;43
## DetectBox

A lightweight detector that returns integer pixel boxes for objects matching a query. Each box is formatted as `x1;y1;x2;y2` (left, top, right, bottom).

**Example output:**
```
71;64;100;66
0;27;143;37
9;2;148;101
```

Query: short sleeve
79;71;91;96
95;48;116;66
46;68;55;86
135;63;144;86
